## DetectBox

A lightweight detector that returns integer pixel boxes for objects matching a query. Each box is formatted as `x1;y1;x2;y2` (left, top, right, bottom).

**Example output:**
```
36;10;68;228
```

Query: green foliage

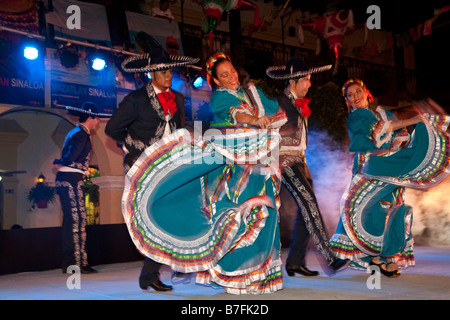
84;167;100;205
252;78;284;99
84;181;99;205
308;82;349;144
27;182;56;205
254;78;348;144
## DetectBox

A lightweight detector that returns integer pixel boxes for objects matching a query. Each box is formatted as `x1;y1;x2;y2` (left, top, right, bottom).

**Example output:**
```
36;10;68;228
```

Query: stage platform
1;247;449;302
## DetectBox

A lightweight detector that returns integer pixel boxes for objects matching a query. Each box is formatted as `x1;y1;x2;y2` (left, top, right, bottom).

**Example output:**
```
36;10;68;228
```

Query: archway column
92;175;125;224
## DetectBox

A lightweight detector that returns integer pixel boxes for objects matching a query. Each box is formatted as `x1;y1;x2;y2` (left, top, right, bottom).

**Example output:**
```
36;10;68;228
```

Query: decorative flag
423;18;433;36
298;9;354;72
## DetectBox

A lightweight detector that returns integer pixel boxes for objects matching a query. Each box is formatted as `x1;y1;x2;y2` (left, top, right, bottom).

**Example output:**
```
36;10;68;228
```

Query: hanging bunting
422;18;434;36
385;36;393;51
240;1;261;37
194;0;243;50
299;9;354;73
253;0;290;33
345;5;448;60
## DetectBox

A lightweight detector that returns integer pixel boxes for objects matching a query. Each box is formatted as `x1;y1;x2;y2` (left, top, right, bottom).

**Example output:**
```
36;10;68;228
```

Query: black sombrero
266;58;332;80
66;102;112;118
121;45;199;73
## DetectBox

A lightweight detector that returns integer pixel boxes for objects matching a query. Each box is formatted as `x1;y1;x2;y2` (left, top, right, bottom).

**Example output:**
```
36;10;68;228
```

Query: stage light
147;72;152;79
186;66;205;89
24;46;39;60
91;57;106;71
58;42;79;68
193;76;204;88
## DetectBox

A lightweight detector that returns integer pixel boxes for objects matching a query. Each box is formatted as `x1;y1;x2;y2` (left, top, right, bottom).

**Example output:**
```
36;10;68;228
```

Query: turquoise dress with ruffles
122;85;287;294
329;107;450;269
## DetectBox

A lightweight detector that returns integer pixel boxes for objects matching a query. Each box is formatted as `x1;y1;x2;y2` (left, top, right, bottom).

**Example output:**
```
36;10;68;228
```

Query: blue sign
51;81;117;115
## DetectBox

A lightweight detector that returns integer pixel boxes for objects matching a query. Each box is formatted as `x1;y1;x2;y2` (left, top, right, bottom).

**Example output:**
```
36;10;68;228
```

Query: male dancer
54;102;110;274
105;46;198;291
266;59;349;276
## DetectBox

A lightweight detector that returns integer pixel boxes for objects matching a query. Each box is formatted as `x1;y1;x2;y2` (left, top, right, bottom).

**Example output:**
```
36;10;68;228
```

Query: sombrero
121;45;199;73
66;102;112;118
266;58;332;80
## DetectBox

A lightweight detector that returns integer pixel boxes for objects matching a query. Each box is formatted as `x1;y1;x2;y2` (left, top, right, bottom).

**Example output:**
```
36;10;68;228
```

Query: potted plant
27;181;56;209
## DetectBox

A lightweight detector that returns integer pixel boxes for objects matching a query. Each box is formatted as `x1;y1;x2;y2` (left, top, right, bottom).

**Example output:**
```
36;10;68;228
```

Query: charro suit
277;89;336;267
105;81;185;286
54;124;91;270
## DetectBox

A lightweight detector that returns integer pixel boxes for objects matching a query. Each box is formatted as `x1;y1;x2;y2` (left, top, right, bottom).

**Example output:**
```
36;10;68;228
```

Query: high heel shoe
370;260;400;278
381;262;400;278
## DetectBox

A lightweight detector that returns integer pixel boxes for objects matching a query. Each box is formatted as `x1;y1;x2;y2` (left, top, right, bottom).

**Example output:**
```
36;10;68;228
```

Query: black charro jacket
105;82;185;171
53;124;91;173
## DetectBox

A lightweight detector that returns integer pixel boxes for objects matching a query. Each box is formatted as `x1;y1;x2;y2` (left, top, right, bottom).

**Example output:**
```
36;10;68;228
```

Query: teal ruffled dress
329;107;450;269
122;85;287;294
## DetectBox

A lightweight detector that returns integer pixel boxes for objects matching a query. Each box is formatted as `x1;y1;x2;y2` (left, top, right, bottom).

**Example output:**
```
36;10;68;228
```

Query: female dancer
122;52;286;294
329;79;450;277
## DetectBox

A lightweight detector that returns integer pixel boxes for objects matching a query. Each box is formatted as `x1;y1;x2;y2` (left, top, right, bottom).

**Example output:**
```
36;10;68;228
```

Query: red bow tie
157;91;177;116
295;97;311;118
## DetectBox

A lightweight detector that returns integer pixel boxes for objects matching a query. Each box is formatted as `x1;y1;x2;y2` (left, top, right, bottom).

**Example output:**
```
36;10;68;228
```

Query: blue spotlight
24;46;39;60
91;57;106;71
193;76;204;88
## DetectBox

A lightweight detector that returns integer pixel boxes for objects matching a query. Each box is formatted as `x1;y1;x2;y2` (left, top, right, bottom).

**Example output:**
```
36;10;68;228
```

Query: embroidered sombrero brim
121;53;200;73
65;106;112;118
266;64;332;80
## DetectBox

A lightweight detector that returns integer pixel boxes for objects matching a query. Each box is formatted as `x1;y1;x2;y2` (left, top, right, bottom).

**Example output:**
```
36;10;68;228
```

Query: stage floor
1;247;450;301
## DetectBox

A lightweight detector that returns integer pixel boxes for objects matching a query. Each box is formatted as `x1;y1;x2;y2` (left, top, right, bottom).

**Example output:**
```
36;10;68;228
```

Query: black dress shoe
286;264;319;277
141;279;173;291
81;265;98;274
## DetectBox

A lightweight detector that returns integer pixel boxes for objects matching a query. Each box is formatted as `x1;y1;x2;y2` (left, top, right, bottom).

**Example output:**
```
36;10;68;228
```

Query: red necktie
295;97;311;118
157;91;177;116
